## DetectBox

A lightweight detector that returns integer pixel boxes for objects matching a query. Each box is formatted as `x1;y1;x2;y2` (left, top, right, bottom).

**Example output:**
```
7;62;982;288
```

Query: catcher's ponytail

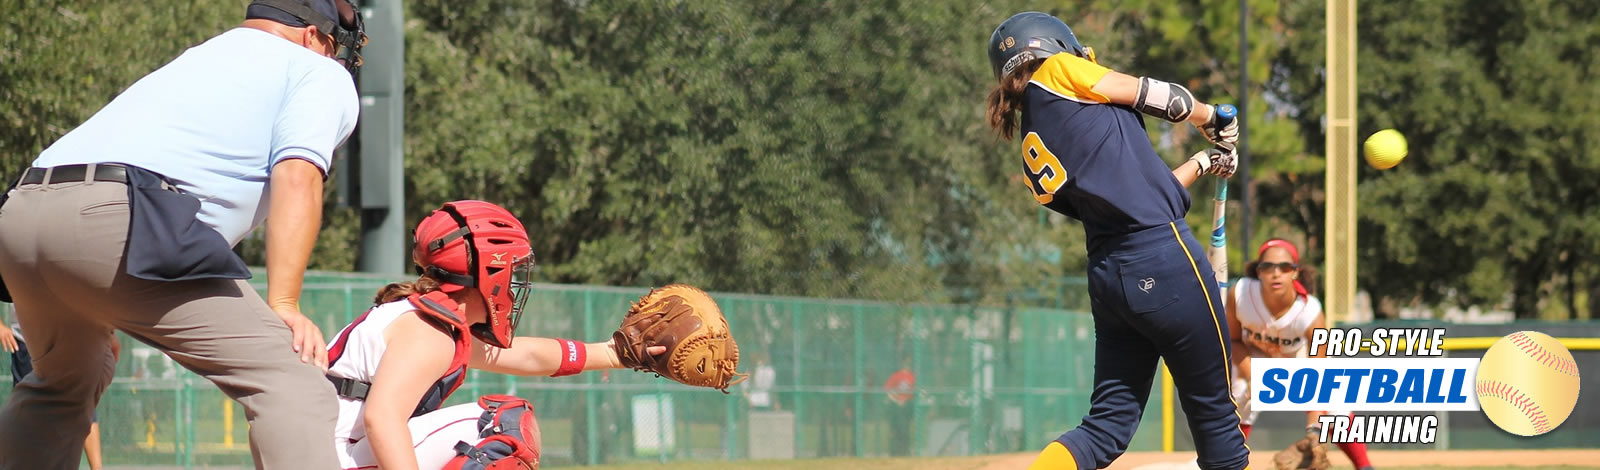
373;275;444;305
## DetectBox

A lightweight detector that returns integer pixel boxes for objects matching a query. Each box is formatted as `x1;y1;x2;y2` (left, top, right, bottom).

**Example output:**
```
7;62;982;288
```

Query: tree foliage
4;1;1597;317
1275;0;1600;318
1050;0;1310;272
394;0;1066;303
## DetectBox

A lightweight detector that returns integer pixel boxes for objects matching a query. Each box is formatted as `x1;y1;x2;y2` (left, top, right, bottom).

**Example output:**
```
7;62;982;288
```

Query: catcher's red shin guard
443;395;541;470
1336;441;1371;468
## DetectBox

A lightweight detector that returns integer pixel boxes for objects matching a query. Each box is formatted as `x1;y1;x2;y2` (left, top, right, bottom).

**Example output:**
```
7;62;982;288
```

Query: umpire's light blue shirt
34;28;359;247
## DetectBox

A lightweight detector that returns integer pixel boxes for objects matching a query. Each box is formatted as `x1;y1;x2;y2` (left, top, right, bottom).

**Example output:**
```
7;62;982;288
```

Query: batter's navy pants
1056;221;1250;470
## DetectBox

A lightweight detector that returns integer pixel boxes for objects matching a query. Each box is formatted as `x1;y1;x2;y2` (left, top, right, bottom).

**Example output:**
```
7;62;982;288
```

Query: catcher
322;200;744;470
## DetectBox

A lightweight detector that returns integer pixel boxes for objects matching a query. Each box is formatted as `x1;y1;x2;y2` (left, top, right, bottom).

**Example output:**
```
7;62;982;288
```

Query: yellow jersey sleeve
1029;53;1113;104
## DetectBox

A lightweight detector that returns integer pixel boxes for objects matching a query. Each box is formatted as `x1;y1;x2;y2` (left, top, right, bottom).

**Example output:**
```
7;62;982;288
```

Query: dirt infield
976;449;1600;469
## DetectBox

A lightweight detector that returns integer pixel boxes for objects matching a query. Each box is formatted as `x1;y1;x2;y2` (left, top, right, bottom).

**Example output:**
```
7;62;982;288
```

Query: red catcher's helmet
413;200;535;348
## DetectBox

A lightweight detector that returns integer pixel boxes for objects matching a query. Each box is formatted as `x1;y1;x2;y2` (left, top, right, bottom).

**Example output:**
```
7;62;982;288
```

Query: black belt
19;164;130;186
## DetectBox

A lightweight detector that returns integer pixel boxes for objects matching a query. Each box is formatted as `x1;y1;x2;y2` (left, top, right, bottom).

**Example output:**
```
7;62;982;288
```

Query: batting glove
1189;147;1237;178
1198;107;1240;150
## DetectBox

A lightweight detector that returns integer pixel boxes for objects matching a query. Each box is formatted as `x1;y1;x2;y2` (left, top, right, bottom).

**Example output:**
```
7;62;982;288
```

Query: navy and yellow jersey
1017;53;1192;251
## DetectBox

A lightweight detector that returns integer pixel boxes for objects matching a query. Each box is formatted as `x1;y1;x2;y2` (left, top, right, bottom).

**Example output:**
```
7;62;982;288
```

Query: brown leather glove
610;284;748;392
1273;427;1332;470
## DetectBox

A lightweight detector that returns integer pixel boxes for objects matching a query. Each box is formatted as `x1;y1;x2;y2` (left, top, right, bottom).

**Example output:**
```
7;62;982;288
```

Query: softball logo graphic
1475;331;1581;436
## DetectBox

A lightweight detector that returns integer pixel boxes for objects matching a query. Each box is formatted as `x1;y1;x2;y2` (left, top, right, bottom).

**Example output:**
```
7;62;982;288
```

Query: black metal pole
1239;0;1252;254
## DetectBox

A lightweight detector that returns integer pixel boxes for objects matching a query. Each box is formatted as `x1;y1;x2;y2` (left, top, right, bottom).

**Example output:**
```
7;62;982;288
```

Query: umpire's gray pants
0;179;338;469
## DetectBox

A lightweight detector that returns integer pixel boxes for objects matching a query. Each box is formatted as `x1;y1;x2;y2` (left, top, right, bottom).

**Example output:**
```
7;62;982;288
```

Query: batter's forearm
1173;159;1203;188
1188;102;1216;127
1132;77;1218;125
264;161;324;312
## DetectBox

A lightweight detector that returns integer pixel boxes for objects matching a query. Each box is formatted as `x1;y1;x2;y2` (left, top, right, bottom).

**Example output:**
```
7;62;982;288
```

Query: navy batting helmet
987;11;1088;81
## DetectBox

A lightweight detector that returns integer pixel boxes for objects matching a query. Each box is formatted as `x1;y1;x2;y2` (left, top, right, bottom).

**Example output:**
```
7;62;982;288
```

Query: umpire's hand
0;327;16;354
273;306;329;371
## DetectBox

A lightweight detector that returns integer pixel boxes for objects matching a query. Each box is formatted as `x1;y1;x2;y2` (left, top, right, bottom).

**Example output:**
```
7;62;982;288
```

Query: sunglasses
1257;261;1298;273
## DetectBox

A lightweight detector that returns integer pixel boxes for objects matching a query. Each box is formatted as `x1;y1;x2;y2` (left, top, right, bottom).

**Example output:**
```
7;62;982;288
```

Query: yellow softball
1475;331;1581;436
1363;129;1408;170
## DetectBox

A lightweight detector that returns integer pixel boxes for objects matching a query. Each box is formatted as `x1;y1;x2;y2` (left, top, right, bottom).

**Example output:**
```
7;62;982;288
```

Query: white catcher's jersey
1230;278;1330;425
326;300;486;470
327;299;416;446
1231;277;1321;359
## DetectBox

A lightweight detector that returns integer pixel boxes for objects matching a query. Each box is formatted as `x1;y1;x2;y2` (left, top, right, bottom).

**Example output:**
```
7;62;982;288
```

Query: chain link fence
3;272;1596;468
0;271;1114;468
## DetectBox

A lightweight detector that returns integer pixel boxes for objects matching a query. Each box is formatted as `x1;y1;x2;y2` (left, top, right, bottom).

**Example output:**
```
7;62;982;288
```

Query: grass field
584;455;1003;470
579;450;1600;470
583;462;1599;470
582;461;1598;470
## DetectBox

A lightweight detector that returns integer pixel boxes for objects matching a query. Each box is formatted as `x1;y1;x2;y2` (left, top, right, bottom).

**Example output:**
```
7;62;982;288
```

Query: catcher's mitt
610;284;748;392
1272;429;1331;470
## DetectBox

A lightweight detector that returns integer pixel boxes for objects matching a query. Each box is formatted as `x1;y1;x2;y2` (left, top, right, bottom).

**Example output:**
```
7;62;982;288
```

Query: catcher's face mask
467;252;534;349
506;254;536;342
413;200;535;349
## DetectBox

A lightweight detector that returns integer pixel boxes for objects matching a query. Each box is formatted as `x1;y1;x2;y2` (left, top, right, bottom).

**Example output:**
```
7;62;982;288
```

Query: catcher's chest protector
1232;277;1320;358
325;295;473;417
443;395;541;470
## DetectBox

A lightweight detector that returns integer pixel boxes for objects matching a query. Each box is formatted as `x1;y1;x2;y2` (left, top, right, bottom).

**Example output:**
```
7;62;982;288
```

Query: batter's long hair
373;275;444;304
986;58;1045;140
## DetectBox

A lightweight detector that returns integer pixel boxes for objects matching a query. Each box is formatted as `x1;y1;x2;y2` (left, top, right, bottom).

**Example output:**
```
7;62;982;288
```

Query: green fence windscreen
3;272;1595;468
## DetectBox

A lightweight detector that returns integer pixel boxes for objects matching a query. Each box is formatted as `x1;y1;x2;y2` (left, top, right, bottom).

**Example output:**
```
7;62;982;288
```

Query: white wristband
1189;152;1213;173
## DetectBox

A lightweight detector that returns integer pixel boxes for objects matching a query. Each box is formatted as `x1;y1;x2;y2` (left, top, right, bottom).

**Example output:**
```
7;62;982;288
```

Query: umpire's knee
285;363;338;417
244;362;338;427
27;347;116;401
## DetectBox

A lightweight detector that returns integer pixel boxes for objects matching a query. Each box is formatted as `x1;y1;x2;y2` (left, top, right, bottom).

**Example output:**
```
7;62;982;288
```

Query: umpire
0;1;367;468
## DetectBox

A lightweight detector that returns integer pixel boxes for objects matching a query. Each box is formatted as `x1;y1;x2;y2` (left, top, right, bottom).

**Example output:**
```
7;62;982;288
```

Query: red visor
1257;239;1308;298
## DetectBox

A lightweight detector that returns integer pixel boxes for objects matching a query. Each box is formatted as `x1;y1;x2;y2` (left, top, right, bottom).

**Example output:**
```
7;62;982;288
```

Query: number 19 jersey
1018;53;1193;253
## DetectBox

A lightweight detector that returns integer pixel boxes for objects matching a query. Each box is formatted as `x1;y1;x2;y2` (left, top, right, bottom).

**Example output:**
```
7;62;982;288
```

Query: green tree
1274;0;1600;319
1;2;364;271
397;0;1065;303
1043;0;1314;273
2;2;237;183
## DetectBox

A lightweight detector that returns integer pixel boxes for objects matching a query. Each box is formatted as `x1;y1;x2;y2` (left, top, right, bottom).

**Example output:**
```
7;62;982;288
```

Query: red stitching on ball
1507;333;1581;378
1477;379;1551;434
